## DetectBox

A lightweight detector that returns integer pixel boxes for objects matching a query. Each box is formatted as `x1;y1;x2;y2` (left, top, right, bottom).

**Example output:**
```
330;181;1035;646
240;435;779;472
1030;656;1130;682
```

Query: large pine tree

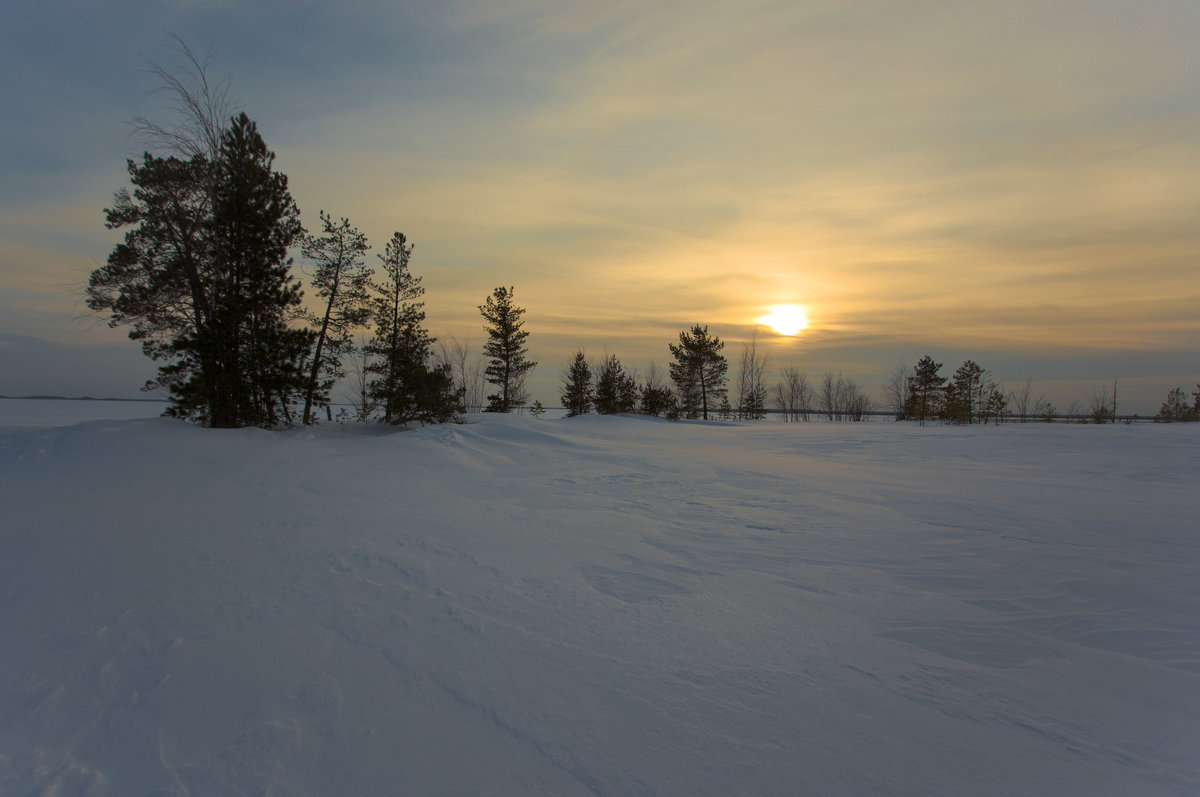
668;325;727;420
479;286;536;412
88;112;307;427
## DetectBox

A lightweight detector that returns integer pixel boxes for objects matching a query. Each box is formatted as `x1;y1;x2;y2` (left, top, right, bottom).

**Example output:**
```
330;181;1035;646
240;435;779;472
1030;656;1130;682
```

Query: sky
2;0;1198;414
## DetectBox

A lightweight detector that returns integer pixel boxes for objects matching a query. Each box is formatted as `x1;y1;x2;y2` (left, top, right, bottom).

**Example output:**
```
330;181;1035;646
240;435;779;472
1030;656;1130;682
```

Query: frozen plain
1;406;1197;795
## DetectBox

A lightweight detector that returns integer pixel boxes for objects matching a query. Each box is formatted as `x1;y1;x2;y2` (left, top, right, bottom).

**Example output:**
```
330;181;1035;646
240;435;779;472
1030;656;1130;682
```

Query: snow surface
0;398;169;432
1;413;1198;795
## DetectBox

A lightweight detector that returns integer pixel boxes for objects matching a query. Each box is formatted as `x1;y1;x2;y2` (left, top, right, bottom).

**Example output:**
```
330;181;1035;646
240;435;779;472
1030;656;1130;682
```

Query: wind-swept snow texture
1;414;1197;795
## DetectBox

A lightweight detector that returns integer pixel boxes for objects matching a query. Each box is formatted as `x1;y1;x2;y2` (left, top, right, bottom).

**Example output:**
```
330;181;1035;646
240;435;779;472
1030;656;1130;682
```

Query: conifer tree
89;111;307;427
299;211;372;424
1156;387;1197;422
594;354;638;414
946;360;986;424
366;233;462;425
560;350;593;417
669;325;727;420
480;286;536;412
906;355;945;426
640;361;675;417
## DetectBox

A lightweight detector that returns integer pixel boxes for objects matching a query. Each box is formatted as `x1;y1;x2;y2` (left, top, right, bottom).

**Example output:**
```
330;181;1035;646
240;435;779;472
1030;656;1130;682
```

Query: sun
758;305;808;336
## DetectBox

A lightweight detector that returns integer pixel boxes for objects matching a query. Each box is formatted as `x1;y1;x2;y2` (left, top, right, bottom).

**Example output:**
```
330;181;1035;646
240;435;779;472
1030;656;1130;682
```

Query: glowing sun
758;305;808;336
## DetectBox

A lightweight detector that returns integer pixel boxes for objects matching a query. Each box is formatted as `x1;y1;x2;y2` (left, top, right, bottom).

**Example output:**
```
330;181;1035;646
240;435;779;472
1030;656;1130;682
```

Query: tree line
557;326;877;423
1155;385;1200;422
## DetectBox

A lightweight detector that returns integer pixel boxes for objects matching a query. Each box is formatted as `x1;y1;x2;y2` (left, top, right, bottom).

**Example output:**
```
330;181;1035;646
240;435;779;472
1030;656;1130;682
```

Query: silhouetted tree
299;211;372;424
906;356;945;425
594;354;638;414
735;332;768;420
775;366;813;422
1089;385;1115;424
367;233;462;425
480;286;536;412
819;370;871;421
640;361;675;417
669;325;727;420
881;363;912;421
1155;387;1197;422
88;111;308;427
1009;378;1035;422
437;336;486;413
560;350;593;417
983;384;1008;424
945;360;985;424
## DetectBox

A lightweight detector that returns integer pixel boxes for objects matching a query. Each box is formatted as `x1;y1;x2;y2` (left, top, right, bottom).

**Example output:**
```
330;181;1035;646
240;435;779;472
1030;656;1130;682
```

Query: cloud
3;0;1199;409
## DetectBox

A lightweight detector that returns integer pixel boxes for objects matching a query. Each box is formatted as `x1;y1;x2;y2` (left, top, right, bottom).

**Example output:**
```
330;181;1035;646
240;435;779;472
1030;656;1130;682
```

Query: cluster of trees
1155;385;1200;422
560;326;731;420
87;43;536;429
86;108;462;428
558;327;876;423
561;325;774;421
881;357;1133;425
880;356;1008;425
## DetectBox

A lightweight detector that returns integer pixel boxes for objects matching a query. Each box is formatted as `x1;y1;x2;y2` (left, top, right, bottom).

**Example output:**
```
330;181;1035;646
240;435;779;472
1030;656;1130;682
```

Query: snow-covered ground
0;398;169;432
1;412;1197;795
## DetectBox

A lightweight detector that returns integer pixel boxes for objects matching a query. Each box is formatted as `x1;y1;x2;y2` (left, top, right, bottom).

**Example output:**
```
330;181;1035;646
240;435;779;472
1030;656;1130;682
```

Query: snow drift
1;414;1197;795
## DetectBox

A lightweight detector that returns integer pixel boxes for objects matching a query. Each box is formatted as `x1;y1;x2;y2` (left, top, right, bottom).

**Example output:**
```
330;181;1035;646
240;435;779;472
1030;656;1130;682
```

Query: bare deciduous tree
819;370;871;421
774;366;813;422
735;331;769;420
340;337;377;423
1089;385;1115;424
881;362;912;421
437;336;486;413
1008;378;1034;422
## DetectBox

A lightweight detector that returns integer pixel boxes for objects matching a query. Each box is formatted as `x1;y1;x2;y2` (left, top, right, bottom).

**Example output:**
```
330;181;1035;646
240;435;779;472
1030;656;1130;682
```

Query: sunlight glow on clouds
2;0;1199;410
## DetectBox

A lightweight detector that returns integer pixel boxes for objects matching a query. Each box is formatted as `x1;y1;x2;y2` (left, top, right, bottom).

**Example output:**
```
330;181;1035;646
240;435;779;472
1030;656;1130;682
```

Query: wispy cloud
2;0;1198;408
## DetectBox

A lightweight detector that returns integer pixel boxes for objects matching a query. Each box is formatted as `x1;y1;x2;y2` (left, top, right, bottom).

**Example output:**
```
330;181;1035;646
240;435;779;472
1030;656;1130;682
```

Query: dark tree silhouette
299;211;372;424
906;356;945;426
669;325;727;420
88;112;307;427
480;286;536;412
560;350;593;417
594;354;638;414
366;233;462;425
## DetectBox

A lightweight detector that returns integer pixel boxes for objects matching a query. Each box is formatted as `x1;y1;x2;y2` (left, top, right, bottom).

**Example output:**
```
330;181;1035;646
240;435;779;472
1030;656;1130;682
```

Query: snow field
1;414;1198;794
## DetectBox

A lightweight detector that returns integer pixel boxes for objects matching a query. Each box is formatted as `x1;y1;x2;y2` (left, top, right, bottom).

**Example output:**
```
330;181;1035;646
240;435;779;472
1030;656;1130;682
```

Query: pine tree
669;325;727;420
366;233;462;425
594;354;638;414
480;286;536;412
718;395;733;421
299;211;372;424
560;350;593;417
946;360;985;424
88;112;307;427
640;361;675;417
1156;387;1196;422
906;356;945;426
